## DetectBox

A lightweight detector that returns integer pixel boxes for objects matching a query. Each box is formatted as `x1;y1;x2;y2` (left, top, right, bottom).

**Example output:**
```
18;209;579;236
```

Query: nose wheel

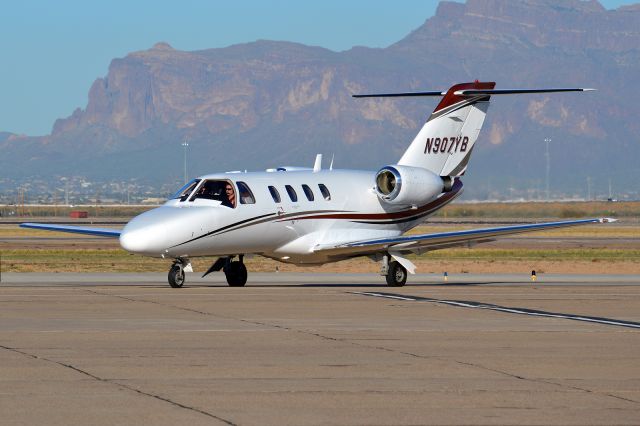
168;262;185;288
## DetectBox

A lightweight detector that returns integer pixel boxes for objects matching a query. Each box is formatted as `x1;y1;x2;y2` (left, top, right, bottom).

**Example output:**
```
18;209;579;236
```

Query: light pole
63;179;69;206
181;140;189;184
544;137;552;201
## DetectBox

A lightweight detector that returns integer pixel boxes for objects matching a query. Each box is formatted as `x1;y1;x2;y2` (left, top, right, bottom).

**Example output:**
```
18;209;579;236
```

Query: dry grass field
437;201;640;218
3;200;640;219
2;201;639;275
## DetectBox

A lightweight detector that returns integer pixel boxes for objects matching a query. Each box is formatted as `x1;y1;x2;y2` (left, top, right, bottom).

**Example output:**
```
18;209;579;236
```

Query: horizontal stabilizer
353;88;594;98
454;88;595;96
20;222;121;238
352;91;445;98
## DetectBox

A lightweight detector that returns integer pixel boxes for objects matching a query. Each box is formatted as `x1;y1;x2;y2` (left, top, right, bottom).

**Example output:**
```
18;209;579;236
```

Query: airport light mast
544;137;551;201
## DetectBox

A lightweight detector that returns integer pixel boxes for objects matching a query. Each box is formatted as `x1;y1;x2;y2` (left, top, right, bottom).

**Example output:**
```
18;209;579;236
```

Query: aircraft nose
119;208;170;256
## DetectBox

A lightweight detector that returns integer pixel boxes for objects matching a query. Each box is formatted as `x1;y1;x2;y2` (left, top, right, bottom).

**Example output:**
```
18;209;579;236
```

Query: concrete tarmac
1;273;639;425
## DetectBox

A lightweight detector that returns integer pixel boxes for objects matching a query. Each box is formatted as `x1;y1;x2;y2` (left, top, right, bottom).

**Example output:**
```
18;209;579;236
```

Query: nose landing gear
168;258;193;288
168;260;186;288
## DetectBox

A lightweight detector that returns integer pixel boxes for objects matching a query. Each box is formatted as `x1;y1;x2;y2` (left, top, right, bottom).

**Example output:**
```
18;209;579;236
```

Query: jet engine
375;165;453;205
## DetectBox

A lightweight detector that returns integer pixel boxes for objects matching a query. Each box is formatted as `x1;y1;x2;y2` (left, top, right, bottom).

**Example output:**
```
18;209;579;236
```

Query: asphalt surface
1;273;639;425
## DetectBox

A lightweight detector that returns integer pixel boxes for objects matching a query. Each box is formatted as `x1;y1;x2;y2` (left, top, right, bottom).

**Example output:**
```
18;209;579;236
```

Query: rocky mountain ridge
3;0;640;198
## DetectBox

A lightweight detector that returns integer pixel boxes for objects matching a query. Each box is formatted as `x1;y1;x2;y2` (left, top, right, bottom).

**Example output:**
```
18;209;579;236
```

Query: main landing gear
168;255;248;288
386;261;407;287
223;255;247;287
380;254;407;287
207;255;247;287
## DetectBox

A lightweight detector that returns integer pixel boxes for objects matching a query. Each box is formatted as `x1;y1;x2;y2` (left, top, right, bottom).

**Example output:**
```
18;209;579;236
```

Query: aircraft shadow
3;281;511;289
180;281;505;288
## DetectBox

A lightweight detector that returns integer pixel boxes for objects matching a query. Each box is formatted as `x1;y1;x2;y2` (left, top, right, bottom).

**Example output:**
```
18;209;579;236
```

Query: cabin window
285;185;298;202
318;184;331;201
172;179;201;201
302;184;314;201
236;181;256;204
268;186;281;203
189;180;236;208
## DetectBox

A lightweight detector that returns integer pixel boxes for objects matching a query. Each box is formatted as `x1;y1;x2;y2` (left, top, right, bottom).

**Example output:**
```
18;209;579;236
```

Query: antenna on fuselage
329;153;334;171
313;154;323;172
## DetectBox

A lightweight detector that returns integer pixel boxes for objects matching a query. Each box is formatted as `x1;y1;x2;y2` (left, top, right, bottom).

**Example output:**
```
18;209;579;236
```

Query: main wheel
385;261;407;287
225;261;247;287
168;264;185;288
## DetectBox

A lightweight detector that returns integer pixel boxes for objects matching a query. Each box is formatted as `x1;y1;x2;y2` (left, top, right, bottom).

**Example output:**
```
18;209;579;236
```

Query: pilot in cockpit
191;180;236;208
222;183;236;208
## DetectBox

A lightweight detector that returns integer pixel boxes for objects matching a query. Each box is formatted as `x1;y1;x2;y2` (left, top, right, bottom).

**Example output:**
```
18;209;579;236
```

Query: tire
385;261;407;287
168;264;185;288
225;261;247;287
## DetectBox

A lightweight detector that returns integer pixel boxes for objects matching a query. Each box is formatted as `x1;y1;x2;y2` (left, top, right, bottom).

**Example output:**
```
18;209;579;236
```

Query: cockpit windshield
171;179;200;201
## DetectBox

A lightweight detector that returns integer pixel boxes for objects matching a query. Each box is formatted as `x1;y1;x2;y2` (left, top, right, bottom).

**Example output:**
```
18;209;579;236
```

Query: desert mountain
3;0;639;198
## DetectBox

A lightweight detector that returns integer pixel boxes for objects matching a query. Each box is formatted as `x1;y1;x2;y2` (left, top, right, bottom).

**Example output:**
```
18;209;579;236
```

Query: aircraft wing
315;218;616;257
20;223;121;238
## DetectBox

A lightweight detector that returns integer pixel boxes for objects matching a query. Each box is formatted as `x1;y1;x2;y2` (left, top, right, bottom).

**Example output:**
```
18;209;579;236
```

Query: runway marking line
352;291;640;330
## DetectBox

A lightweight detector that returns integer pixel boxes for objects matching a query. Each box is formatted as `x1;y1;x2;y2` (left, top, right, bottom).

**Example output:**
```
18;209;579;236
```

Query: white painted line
353;291;640;330
351;291;416;301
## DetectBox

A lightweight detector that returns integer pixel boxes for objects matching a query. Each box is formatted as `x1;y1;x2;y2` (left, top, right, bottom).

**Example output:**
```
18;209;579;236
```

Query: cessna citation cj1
22;81;614;288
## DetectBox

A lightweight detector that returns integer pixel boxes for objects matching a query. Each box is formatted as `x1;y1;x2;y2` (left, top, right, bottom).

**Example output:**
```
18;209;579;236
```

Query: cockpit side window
172;179;201;201
236;181;256;204
189;179;236;208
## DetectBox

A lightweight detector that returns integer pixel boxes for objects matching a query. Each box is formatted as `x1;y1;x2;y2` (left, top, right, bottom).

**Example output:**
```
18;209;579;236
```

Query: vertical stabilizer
398;81;495;176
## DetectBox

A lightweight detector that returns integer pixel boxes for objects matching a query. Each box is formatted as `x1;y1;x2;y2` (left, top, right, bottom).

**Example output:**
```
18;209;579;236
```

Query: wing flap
20;223;121;238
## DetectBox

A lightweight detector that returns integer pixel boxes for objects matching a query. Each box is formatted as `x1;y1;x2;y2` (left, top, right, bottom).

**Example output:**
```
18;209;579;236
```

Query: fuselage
119;168;463;264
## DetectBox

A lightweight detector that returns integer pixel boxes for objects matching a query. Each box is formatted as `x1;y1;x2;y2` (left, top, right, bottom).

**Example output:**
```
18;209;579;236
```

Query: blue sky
0;0;636;135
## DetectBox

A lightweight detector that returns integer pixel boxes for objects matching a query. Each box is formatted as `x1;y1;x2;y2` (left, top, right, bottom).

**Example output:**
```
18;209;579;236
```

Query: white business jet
22;81;613;288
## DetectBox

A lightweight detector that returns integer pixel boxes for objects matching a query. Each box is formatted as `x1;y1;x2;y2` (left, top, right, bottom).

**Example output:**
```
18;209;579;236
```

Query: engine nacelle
375;165;450;205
